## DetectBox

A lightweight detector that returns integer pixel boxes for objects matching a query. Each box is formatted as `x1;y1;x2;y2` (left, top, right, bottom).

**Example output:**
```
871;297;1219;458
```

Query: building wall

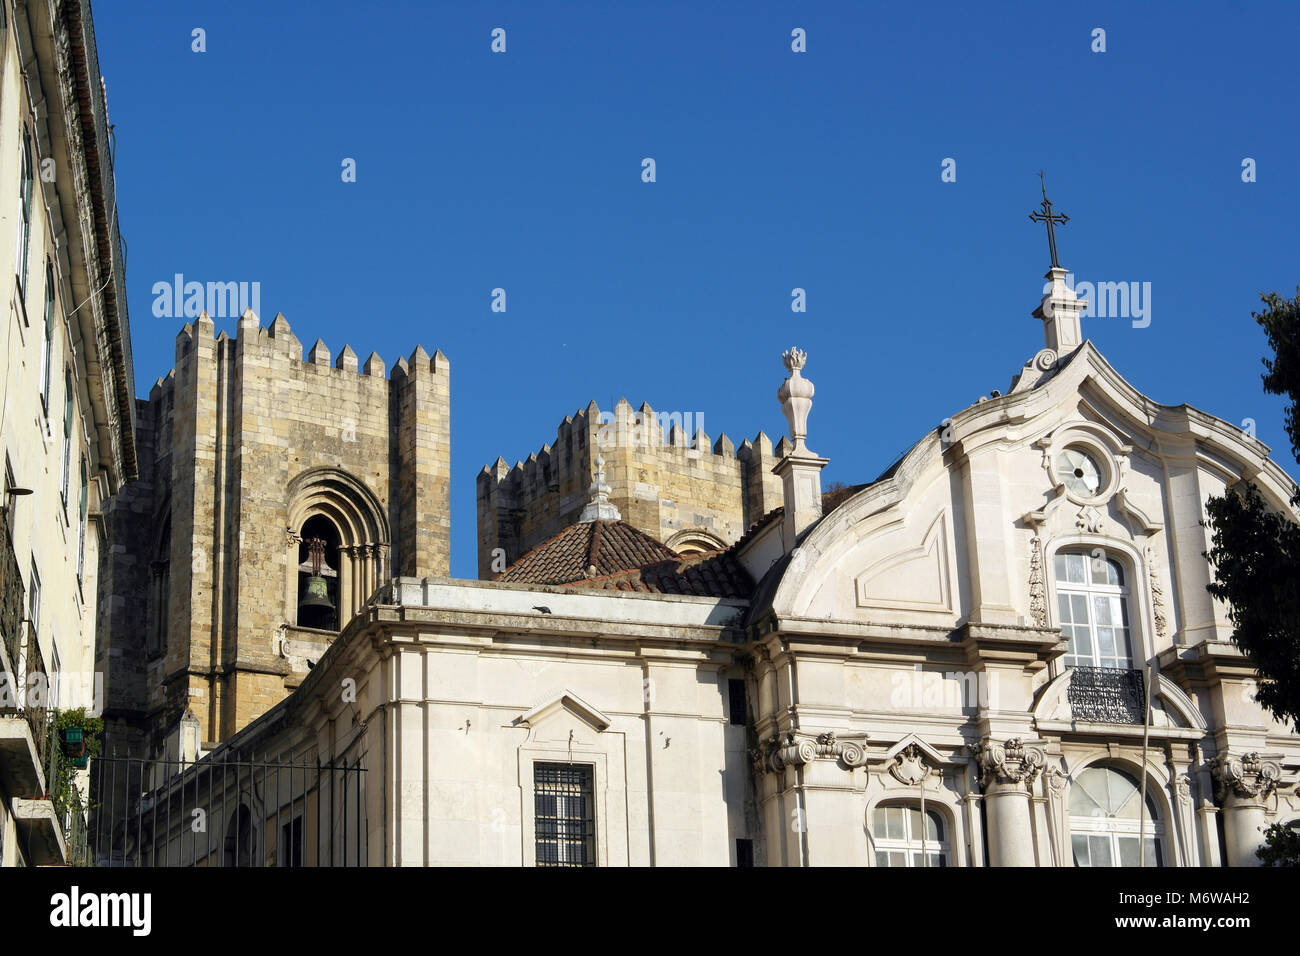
123;578;758;868
350;579;754;866
476;398;784;578
0;0;136;867
98;313;451;750
750;344;1300;867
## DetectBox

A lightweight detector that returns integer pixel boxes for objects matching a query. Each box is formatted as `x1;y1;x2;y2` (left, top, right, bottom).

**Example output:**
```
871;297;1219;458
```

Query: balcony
0;524;22;690
0;526;73;864
12;798;66;865
1067;666;1146;724
0;525;45;795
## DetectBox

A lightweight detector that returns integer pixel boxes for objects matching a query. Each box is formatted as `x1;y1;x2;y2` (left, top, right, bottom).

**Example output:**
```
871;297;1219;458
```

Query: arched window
1069;765;1163;866
224;805;257;867
296;514;341;631
1054;550;1133;669
871;803;948;867
664;529;727;556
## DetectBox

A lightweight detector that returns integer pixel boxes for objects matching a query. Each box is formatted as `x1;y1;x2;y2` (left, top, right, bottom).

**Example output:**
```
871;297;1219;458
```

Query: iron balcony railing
24;629;50;772
1067;665;1146;724
0;526;22;687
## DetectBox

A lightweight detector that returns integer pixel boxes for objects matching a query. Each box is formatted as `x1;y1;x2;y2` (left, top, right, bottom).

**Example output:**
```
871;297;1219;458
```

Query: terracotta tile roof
495;518;755;599
495;520;681;586
575;548;754;599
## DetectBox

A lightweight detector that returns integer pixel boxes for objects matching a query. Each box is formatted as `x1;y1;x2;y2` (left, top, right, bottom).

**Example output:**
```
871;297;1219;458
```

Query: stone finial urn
777;347;815;455
579;455;621;522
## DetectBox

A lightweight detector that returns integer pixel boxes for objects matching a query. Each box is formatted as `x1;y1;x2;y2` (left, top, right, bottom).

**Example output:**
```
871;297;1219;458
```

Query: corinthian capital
1210;752;1283;803
971;736;1045;789
752;730;868;774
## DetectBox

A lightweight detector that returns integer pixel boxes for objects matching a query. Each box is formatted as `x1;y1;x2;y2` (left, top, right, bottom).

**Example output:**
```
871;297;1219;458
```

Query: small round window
1056;446;1105;498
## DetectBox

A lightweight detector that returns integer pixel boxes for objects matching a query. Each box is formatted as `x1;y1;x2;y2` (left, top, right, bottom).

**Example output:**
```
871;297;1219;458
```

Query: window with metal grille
534;763;595;867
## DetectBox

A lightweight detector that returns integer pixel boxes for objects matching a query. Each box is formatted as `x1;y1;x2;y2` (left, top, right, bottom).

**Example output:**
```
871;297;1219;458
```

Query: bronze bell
298;537;335;613
299;572;334;611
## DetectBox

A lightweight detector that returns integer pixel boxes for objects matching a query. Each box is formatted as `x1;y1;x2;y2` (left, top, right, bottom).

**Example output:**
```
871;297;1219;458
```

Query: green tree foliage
1256;291;1300;468
50;707;103;819
1257;822;1300;866
1204;291;1300;733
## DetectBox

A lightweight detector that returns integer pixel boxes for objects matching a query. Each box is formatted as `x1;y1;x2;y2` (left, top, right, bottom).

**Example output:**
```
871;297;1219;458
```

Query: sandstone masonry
98;310;450;750
477;398;786;578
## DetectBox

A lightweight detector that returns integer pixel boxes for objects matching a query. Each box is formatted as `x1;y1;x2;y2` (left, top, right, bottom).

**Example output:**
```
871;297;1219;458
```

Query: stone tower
96;311;450;753
477;398;785;577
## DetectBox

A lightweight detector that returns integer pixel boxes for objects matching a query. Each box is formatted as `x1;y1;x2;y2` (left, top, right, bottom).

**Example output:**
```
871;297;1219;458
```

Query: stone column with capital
971;737;1045;866
773;348;828;552
1211;752;1283;867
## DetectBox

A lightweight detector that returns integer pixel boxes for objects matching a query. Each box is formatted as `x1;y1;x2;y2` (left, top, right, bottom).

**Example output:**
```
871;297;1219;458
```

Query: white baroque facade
119;261;1298;868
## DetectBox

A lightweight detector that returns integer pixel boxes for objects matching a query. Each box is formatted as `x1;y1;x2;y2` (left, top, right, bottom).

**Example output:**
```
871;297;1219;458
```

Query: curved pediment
854;512;952;613
764;340;1299;621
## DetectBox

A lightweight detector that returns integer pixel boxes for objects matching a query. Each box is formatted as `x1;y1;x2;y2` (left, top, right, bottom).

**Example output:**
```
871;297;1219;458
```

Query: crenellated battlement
169;310;447;385
476;399;783;578
477;399;757;490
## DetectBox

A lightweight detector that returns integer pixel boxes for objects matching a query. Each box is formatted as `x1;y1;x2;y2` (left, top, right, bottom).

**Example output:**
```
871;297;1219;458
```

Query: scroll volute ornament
752;730;867;773
1211;752;1283;802
777;348;815;456
971;737;1046;789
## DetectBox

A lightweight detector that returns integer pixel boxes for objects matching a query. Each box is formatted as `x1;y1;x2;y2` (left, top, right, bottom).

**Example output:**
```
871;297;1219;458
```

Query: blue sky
94;1;1300;578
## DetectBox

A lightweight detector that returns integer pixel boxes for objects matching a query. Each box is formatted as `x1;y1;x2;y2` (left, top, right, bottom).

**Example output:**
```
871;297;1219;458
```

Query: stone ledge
13;797;66;865
0;716;47;796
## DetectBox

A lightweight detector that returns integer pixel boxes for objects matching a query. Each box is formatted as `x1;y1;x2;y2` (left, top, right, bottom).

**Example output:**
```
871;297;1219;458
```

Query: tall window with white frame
534;763;595;866
24;561;40;674
49;641;61;710
60;368;73;510
40;261;54;414
15;126;33;301
1069;764;1163;866
871;804;948;867
1054;551;1133;670
76;456;87;586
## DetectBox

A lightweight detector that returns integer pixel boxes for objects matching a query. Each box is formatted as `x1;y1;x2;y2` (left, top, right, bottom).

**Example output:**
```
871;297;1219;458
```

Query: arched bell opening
285;468;391;634
296;514;341;631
